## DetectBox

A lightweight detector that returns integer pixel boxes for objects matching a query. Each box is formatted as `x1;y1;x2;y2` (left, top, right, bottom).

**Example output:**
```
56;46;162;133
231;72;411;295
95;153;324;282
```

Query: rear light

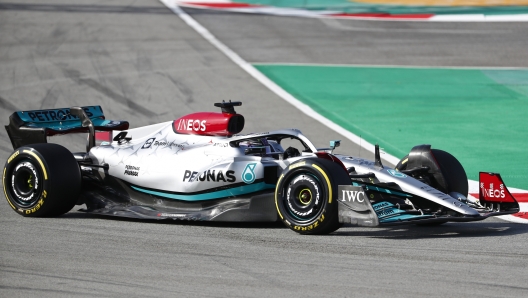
95;131;112;145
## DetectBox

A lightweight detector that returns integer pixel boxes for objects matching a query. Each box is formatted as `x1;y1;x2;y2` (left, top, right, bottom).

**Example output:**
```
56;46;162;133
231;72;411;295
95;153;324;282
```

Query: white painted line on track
497;214;528;223
431;14;528;22
328;14;528;22
160;0;400;166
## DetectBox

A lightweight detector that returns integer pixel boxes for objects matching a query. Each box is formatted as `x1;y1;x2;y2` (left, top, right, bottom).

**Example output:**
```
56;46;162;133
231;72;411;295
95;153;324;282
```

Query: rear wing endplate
5;106;128;150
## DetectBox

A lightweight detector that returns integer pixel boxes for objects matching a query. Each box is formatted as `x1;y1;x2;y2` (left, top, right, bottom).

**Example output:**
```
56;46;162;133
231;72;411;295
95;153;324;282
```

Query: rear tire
3;143;81;217
275;159;349;235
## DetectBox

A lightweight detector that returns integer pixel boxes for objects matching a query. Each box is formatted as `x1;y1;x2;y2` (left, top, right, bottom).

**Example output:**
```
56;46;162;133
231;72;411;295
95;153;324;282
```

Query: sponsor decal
26;198;44;214
375;206;408;218
123;171;138;177
183;170;236;183
158;213;186;218
7;151;19;163
23;107;94;122
480;182;506;199
25;190;47;214
12;162;39;202
372;201;392;211
153;140;185;150
124;165;140;177
242;163;257;184
139;138;185;150
292;214;325;232
235;132;270;137
478;173;515;203
453;201;464;207
387;169;407;178
420;185;453;201
289;161;306;170
376;208;395;217
105;120;120;127
213;143;229;147
176;119;206;132
372;201;406;218
286;175;320;217
358;160;374;166
341;189;366;203
338;185;370;212
141;138;155;149
22;150;47;180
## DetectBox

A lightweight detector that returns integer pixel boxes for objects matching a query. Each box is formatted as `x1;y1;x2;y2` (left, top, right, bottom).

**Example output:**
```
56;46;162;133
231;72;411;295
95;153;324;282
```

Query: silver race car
3;102;520;234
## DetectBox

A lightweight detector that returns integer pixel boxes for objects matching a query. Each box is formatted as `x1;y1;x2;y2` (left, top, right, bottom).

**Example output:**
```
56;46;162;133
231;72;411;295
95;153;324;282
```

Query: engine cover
173;112;244;136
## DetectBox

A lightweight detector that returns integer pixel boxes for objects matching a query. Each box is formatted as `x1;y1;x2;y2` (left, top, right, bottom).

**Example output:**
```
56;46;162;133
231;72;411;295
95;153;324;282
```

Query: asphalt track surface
187;7;528;67
1;1;527;297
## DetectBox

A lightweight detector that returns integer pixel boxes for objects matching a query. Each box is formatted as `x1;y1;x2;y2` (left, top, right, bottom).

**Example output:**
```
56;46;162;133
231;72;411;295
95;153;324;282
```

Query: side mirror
329;140;341;153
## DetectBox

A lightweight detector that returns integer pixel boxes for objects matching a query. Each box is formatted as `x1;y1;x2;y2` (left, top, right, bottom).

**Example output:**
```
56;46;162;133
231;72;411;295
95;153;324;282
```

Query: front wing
337;183;520;227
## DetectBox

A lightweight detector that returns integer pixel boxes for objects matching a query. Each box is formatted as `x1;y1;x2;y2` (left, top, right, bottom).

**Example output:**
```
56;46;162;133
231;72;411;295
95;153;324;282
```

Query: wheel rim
9;160;42;207
298;188;312;205
284;173;324;222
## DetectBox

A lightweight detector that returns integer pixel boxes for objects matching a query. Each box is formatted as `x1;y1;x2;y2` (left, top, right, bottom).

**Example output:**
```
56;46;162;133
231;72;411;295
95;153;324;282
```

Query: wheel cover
9;160;42;207
284;173;324;222
298;188;312;205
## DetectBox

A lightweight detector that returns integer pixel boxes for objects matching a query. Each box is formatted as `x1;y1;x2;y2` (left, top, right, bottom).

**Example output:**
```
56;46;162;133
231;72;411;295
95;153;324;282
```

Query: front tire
3;143;81;217
430;149;468;197
275;158;349;235
396;148;467;226
397;149;468;196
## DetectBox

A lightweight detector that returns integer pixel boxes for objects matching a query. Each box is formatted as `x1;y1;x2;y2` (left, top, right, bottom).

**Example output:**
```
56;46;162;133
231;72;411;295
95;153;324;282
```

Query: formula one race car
2;102;520;234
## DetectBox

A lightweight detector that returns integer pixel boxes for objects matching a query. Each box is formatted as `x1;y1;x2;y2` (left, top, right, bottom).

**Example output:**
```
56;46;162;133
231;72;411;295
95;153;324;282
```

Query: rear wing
5;106;129;150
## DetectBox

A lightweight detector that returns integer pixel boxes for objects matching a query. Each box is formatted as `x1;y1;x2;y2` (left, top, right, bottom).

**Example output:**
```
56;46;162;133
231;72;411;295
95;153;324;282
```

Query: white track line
160;0;400;166
431;14;528;22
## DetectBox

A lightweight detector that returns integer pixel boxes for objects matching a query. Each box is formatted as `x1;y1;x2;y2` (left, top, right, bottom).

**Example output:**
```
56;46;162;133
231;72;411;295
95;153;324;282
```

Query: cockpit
230;132;315;160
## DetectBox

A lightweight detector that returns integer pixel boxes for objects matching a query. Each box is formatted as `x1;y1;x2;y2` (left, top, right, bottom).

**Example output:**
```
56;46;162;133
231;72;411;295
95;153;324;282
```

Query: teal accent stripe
130;182;276;201
351;182;411;198
380;214;433;223
365;185;412;198
23;118;109;130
